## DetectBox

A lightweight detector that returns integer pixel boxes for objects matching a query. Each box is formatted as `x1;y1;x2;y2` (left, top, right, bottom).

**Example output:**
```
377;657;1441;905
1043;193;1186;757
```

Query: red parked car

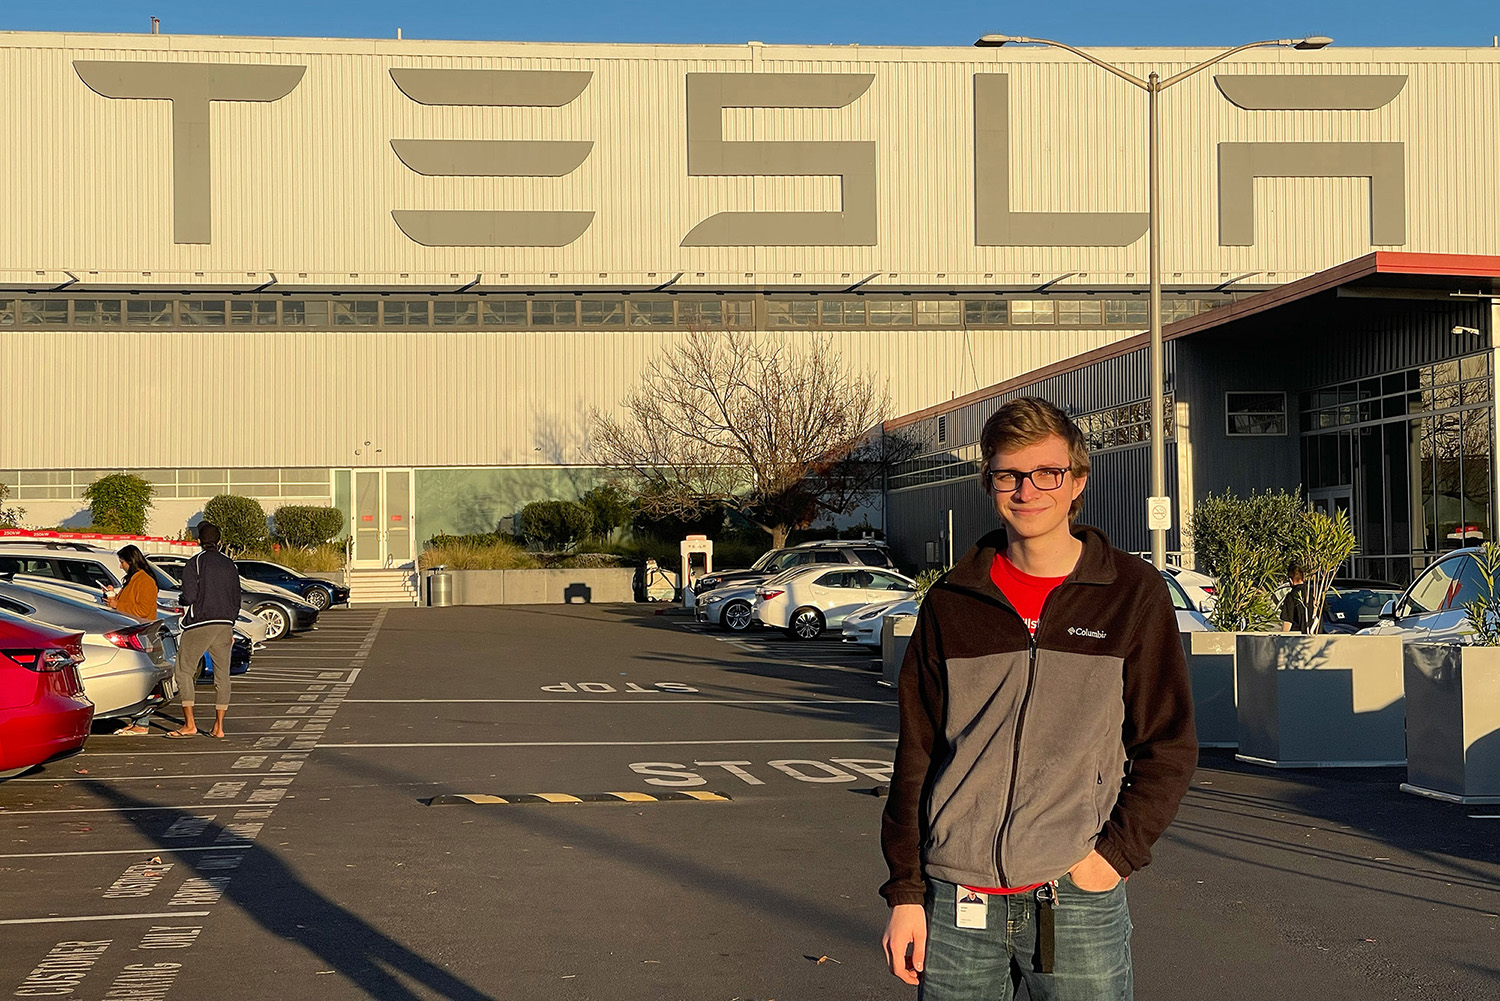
0;609;93;779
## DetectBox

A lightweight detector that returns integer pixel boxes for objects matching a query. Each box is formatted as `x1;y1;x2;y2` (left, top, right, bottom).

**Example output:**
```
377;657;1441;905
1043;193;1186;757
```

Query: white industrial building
3;30;1498;567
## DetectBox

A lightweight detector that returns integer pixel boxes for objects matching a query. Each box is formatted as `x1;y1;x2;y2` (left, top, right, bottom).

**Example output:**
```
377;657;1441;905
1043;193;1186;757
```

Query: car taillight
759;589;784;600
5;647;82;672
1201;586;1216;595
105;630;148;651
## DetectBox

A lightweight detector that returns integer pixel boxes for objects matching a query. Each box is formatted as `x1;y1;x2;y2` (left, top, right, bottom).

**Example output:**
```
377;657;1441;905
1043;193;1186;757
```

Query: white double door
352;469;414;569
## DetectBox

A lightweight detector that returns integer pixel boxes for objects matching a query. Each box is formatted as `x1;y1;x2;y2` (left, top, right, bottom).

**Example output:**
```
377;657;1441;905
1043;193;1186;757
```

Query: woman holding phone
106;544;160;734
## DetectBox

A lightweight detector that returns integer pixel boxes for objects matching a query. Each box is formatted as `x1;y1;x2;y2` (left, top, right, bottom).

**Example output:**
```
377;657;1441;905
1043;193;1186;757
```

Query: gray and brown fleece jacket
880;526;1198;906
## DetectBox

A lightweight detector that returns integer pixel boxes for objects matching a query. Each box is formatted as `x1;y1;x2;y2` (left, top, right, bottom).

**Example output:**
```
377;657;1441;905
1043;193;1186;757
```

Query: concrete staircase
347;568;420;606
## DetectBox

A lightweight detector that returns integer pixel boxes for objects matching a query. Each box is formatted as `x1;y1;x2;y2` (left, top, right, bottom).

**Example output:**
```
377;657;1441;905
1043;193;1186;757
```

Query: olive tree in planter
1402;542;1500;804
1215;503;1407;767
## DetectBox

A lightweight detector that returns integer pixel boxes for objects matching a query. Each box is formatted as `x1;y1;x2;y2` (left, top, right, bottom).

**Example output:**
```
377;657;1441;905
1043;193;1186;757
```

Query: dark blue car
233;561;350;610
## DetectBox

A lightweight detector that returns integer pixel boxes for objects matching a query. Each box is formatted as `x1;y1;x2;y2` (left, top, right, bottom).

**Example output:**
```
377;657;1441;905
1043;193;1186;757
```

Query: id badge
955;887;988;929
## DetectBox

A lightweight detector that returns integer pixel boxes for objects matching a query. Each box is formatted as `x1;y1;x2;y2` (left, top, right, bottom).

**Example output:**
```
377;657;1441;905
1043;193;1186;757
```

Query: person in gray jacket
166;521;242;739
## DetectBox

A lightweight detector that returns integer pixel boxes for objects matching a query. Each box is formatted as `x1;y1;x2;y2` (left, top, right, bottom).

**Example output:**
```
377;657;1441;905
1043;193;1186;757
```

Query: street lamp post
974;33;1331;568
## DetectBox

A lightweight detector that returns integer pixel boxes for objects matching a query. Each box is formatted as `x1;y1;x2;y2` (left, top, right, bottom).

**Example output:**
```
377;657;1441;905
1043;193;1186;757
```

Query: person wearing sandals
106;544;162;734
166;521;241;740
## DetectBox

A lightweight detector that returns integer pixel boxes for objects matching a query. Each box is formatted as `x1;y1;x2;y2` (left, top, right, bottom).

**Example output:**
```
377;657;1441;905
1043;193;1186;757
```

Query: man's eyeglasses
985;466;1070;492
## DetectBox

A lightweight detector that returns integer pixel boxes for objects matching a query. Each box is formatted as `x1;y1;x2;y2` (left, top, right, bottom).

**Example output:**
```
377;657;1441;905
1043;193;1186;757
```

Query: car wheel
305;586;331;610
721;600;753;633
787;606;824;640
256;604;290;641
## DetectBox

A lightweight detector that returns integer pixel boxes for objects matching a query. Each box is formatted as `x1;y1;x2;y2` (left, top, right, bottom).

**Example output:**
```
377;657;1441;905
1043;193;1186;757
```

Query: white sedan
842;596;919;648
756;565;917;640
694;582;761;632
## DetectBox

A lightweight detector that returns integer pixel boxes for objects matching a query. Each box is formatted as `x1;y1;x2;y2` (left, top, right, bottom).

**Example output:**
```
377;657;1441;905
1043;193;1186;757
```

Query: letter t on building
74;62;307;244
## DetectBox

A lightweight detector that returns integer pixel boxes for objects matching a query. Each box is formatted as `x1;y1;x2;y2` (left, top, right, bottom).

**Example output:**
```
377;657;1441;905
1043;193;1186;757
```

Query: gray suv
693;540;895;595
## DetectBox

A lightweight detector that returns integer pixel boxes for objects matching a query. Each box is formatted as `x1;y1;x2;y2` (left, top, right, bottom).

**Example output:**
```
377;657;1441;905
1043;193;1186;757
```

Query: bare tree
591;330;905;548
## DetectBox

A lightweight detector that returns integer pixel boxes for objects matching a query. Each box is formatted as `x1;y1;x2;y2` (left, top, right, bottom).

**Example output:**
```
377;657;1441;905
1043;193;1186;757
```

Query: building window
627;301;674;326
723;300;754;328
530;300;577;326
484;301;529;326
1226;392;1287;436
331;301;378;326
918;301;962;326
282;301;312;326
822;299;866;326
179;299;227;326
433;301;478;326
1056;300;1104;326
0;300;13;325
767;301;816;328
1161;299;1198;323
19;300;69;325
1104;299;1149;325
383;300;429;326
126;300;174;326
229;300;277;325
580;299;625;326
1010;300;1055;325
74;299;122;325
964;301;1008;326
678;301;723;328
868;301;915;326
1074;396;1176;452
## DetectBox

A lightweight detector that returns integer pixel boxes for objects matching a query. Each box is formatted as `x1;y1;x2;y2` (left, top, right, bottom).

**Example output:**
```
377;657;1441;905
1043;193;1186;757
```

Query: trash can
428;566;453;607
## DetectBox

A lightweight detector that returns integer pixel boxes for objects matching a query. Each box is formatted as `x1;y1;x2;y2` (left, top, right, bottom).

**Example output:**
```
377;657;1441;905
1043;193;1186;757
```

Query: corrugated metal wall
0;325;1130;469
0;35;1498;286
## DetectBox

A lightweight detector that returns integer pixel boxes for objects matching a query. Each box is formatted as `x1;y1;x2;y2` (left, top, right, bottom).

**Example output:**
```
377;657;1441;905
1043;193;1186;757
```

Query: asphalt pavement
1;604;1497;1001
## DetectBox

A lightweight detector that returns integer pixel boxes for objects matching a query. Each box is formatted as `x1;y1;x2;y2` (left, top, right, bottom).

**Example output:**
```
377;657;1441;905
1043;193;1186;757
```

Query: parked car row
0;539;341;780
697;561;918;640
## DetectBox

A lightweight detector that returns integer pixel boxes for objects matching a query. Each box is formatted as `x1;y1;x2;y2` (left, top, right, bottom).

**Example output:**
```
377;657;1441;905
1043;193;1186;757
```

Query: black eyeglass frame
984;466;1072;492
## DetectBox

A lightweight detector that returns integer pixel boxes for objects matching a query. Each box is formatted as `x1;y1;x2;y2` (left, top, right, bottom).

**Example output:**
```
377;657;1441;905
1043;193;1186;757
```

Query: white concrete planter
880;614;916;687
1181;632;1238;748
436;568;636;605
1402;644;1500;804
1235;633;1406;768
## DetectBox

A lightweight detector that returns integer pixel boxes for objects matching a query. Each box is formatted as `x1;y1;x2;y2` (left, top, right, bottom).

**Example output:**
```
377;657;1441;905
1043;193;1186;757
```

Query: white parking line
0;804;207;815
0;911;213;925
12;771;280;780
0;845;249;860
340;698;895;705
320;738;899;749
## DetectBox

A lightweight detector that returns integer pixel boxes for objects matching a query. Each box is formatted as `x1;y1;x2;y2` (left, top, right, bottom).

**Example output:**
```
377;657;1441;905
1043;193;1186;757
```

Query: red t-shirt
961;553;1070;895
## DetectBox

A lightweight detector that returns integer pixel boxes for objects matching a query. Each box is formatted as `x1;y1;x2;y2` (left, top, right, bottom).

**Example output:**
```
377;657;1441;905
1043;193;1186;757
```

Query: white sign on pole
1146;496;1173;532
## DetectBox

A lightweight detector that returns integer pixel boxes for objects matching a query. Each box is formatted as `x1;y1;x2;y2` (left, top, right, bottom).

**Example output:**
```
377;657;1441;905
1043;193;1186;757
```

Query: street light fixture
974;33;1332;568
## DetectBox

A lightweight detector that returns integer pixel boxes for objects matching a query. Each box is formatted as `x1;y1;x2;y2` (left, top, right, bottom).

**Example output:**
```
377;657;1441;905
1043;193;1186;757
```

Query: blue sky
3;1;1497;48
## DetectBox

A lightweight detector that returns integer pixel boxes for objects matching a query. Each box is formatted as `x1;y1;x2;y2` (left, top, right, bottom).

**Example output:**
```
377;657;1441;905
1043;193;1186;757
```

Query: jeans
919;876;1133;1001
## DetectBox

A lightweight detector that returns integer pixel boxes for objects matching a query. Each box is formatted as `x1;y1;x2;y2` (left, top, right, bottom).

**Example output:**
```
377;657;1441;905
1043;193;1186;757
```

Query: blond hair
978;396;1091;519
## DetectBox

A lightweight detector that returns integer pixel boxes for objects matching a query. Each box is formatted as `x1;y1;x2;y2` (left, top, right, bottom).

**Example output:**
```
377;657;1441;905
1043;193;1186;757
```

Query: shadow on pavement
80;781;496;1001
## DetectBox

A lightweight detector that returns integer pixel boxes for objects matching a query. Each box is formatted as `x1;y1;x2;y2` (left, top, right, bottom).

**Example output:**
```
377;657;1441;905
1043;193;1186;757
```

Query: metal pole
1147;73;1166;570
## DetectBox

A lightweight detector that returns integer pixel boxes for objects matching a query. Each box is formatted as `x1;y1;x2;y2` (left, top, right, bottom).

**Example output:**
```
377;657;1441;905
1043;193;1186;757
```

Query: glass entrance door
351;469;414;568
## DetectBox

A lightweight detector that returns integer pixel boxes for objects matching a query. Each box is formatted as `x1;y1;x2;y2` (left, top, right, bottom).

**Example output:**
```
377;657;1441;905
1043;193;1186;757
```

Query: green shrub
520;500;593;551
427;532;499;548
422;537;541;571
272;505;345;548
0;483;25;528
203;494;269;550
83;474;153;535
580;484;633;540
239;543;346;574
1189;489;1305;580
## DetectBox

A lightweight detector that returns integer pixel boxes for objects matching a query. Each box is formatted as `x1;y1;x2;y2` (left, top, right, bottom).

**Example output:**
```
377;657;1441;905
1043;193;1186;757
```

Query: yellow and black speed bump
425;791;732;807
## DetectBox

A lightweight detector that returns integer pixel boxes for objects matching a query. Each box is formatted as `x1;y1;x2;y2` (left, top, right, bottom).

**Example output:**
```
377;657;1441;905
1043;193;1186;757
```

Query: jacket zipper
995;628;1040;887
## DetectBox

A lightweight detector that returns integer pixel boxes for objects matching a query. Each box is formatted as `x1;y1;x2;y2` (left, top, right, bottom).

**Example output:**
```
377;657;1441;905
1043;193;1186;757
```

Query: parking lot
3;605;1498;1001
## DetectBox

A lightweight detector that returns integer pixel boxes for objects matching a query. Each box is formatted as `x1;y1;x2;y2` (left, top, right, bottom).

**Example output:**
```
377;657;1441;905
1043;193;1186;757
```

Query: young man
1280;565;1310;633
166;521;242;739
880;396;1198;1000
